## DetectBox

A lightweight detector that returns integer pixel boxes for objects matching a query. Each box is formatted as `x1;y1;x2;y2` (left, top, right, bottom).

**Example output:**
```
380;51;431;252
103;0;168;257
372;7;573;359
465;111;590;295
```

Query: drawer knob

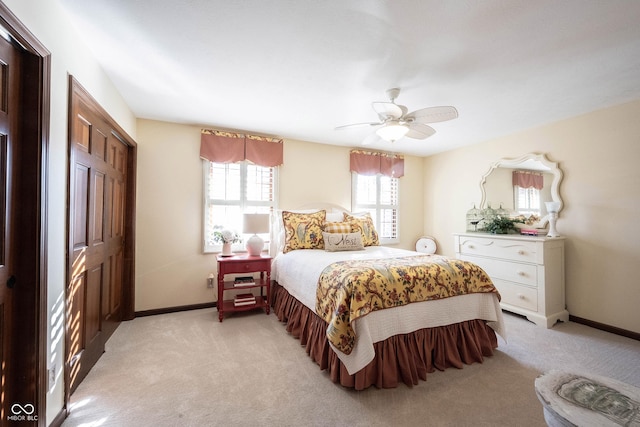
518;250;525;255
517;293;526;300
517;271;526;276
468;244;474;249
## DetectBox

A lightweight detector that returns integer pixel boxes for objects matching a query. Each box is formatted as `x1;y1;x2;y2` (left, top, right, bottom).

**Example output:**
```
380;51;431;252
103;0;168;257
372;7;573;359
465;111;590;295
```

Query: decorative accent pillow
343;212;379;246
326;211;345;223
282;210;326;253
322;232;364;252
323;220;362;234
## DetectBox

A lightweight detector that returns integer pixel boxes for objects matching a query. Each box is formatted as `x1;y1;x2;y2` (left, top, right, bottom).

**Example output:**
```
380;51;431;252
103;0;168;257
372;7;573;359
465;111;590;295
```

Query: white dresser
454;233;568;328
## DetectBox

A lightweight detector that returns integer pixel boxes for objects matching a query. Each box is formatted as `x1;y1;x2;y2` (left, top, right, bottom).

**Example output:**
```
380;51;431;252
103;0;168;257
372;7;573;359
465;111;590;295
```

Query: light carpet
62;309;640;427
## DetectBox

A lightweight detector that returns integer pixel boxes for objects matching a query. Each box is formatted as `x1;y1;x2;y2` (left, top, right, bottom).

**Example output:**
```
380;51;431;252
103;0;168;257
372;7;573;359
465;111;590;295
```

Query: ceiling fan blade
405;106;458;124
406;123;436;140
334;121;382;130
372;102;405;119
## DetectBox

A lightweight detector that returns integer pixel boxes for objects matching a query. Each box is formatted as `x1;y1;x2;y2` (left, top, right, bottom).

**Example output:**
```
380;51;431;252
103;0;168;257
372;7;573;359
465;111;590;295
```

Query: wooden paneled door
67;78;136;395
0;25;19;423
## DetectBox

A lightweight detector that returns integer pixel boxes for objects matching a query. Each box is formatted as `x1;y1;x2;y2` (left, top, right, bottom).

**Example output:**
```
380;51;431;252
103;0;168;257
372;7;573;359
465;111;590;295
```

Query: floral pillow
343;212;379;246
322;232;364;252
282;210;326;253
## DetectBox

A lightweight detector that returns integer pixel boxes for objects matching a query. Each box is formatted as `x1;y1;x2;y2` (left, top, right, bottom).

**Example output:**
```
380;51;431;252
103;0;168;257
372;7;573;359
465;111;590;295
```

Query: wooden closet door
0;29;19;421
67;93;127;394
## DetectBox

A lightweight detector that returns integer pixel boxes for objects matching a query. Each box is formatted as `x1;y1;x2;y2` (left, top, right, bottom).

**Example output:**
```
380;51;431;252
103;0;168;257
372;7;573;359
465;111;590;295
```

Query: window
514;186;541;216
352;173;399;244
203;160;277;252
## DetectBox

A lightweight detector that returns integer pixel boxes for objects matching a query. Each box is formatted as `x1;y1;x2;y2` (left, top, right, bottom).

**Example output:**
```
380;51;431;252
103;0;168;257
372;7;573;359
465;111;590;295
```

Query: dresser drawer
460;255;538;287
458;236;538;263
493;279;538;312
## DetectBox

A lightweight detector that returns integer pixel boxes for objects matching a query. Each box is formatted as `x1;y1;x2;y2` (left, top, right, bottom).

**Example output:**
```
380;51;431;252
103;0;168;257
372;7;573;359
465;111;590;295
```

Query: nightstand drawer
459;236;538;263
219;258;271;275
493;279;538;312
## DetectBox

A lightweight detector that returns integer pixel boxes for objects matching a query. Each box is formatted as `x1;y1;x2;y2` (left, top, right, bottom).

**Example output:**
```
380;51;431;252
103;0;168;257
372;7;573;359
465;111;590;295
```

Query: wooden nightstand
216;254;271;322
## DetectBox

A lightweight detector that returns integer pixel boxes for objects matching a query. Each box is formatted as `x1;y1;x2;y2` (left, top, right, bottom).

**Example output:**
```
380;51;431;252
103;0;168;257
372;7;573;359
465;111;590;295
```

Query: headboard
295;202;350;213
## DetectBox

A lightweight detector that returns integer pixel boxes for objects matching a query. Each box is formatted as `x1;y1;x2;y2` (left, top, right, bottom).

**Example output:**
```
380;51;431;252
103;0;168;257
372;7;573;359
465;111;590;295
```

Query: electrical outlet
207;277;214;288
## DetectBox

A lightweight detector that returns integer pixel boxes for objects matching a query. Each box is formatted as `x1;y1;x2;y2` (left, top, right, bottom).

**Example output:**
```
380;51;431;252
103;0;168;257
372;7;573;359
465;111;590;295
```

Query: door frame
64;76;137;406
0;3;50;426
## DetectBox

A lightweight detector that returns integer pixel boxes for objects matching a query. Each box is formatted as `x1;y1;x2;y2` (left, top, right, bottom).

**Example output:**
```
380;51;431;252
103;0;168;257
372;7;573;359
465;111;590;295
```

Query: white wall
3;0;137;423
135;121;217;310
423;100;640;334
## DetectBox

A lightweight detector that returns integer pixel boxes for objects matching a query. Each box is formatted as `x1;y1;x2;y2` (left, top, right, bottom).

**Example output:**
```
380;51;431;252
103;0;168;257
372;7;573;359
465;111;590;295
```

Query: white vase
545;201;561;238
546;212;560;237
221;242;233;256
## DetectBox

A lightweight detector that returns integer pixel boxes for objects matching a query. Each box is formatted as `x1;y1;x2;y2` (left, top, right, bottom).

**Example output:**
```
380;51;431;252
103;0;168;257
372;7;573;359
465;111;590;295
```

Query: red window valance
200;129;284;167
349;150;404;178
512;170;543;190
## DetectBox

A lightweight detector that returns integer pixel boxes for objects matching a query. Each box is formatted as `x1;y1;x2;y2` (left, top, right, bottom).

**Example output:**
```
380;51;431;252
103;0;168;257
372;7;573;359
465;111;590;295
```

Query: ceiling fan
336;88;458;142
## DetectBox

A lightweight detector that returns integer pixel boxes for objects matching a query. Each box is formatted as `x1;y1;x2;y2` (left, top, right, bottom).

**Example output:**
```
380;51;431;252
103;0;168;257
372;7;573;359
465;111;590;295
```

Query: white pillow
322;232;364;252
326;211;345;222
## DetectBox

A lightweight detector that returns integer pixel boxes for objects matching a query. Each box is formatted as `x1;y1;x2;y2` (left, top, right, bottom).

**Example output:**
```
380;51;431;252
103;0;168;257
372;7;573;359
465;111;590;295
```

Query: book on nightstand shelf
234;293;256;306
233;276;256;287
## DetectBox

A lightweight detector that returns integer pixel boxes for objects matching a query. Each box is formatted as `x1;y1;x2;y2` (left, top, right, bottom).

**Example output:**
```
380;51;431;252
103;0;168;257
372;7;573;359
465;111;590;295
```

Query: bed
270;205;505;390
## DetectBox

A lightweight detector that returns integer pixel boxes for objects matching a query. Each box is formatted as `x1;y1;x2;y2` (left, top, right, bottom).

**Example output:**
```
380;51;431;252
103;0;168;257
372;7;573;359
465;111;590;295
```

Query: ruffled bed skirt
272;282;498;390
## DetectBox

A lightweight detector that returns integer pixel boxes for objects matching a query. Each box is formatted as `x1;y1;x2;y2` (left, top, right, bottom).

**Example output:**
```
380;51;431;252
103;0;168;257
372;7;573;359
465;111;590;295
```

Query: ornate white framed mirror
479;153;563;228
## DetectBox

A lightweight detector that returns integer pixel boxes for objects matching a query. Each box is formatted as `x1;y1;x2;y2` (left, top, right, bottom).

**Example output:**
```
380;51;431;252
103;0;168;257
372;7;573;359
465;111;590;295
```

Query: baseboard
49;406;67;427
135;302;216;317
569;315;639;341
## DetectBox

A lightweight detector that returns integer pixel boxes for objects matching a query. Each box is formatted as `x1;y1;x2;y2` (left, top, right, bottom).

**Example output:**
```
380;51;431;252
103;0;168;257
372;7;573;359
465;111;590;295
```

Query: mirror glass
479;153;563;228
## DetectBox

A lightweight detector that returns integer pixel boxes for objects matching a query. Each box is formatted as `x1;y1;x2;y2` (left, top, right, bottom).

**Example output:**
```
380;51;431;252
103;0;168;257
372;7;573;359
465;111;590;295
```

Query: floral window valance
200;129;284;167
349;149;404;178
512;170;543;190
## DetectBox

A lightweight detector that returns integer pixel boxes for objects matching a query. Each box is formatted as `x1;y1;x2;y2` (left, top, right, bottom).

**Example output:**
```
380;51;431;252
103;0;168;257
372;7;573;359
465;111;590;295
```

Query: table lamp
243;213;270;256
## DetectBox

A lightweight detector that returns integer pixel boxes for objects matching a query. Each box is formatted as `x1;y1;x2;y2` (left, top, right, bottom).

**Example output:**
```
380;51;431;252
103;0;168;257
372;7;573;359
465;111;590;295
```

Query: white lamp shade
376;122;409;142
243;213;270;234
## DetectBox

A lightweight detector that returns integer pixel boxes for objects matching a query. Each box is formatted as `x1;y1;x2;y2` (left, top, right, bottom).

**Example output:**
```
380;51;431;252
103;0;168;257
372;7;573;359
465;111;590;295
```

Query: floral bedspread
315;254;499;355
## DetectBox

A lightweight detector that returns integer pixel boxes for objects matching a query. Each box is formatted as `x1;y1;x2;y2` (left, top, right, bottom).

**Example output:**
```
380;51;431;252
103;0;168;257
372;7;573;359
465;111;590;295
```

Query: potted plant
212;227;242;255
483;216;524;234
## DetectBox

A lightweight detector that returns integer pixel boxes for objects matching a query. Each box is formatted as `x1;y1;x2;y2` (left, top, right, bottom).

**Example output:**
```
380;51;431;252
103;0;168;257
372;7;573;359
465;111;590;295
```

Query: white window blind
203;161;276;253
352;173;399;243
514;186;541;216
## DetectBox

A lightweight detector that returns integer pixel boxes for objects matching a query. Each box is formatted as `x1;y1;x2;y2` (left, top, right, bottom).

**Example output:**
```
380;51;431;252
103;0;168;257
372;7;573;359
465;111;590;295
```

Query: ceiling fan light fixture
376;122;408;142
337;88;458;142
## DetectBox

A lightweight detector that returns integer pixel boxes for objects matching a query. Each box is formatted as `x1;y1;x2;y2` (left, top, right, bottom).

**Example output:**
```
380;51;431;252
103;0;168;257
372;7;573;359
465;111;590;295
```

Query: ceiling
58;0;640;157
